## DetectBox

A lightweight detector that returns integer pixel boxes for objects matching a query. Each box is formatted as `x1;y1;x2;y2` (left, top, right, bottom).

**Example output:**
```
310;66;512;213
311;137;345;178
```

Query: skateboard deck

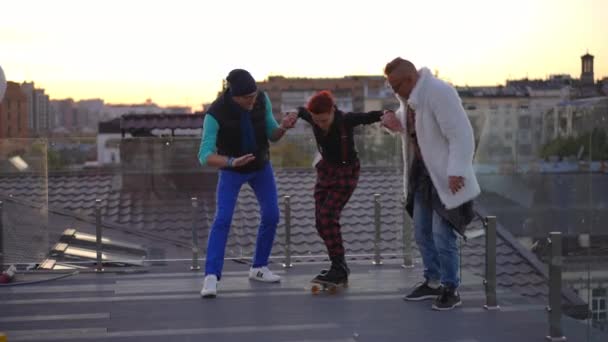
310;279;348;295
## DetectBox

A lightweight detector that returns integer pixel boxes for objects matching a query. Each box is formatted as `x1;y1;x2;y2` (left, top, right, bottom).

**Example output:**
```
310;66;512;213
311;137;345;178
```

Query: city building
20;82;51;136
0;81;29;139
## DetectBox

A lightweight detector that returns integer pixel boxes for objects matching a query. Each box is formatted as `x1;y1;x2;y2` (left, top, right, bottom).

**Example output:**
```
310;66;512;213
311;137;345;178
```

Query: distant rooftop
120;113;204;132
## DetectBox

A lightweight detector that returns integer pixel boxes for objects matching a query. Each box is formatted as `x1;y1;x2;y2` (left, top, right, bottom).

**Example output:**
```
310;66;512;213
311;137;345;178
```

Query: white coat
396;67;480;209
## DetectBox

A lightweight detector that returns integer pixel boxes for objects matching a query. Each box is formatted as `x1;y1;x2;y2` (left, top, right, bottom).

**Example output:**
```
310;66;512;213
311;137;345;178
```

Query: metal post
546;232;567;341
0;200;4;271
484;216;500;310
373;193;382;265
190;197;200;271
282;195;293;268
460;238;463;289
401;196;413;268
95;199;103;272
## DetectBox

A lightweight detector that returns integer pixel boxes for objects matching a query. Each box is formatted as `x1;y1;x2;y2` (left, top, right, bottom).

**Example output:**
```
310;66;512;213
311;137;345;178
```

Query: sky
1;0;607;109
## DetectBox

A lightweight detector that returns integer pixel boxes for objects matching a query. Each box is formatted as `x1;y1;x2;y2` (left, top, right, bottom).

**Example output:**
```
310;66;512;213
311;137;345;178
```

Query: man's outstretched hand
281;112;298;130
381;110;403;133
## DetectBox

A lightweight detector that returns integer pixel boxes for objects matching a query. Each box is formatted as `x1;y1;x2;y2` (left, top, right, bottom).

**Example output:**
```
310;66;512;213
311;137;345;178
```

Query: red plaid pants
314;159;360;257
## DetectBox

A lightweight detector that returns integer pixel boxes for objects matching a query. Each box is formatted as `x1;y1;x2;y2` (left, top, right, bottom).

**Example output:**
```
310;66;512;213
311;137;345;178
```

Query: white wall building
97;118;123;165
460;84;566;163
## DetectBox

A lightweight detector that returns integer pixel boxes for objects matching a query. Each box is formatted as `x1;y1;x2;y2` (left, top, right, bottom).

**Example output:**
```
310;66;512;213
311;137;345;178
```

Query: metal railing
484;216;499;310
401;196;414;268
190;197;201;271
95;199;103;272
373;193;382;266
546;231;567;341
282;195;293;268
16;189;571;341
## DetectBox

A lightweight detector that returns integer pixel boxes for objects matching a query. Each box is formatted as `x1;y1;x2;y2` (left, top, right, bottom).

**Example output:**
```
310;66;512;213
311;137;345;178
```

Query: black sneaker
432;286;462;311
403;281;442;301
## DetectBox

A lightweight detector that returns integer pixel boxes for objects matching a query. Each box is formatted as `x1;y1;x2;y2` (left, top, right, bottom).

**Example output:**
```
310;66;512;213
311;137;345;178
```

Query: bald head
384;57;419;99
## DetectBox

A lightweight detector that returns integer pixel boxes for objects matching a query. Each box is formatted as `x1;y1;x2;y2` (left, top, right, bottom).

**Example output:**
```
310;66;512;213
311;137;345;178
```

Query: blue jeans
413;189;460;288
205;162;279;279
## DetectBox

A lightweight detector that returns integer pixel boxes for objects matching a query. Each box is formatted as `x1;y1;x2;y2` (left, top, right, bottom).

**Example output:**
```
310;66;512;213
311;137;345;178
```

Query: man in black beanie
226;69;258;97
197;69;297;298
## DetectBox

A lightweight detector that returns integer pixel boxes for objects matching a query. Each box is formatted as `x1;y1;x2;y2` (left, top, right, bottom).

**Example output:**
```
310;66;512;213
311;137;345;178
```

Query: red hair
307;90;335;114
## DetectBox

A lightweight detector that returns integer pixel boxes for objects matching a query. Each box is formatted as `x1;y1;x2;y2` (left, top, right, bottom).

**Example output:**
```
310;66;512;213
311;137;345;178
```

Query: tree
540;128;608;160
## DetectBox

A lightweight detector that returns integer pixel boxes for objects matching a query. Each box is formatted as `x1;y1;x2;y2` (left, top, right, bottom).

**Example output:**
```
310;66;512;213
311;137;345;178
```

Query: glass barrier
33;124;407;270
0;138;49;267
1;99;606;341
473;97;608;338
47;135;221;269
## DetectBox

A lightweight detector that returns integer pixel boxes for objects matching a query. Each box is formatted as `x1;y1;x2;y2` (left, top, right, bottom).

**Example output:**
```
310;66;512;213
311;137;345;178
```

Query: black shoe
316;256;348;285
432;286;462;311
331;255;350;276
316;267;348;285
403;281;442;301
311;268;328;282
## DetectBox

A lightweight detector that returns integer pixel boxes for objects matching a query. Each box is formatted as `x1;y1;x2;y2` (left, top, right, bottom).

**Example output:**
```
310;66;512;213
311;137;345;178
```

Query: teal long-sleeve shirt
197;92;280;166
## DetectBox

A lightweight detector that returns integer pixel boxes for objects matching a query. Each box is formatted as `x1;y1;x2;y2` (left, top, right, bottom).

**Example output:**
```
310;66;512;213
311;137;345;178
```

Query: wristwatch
227;157;235;167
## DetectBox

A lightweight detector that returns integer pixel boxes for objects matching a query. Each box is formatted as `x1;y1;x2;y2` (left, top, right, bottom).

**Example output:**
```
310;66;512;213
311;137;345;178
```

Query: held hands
233;154;256;167
280;112;298;130
381;110;403;133
448;176;465;194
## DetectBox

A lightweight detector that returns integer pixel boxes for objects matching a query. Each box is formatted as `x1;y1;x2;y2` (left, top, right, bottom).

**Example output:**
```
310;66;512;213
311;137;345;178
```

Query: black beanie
227;69;257;96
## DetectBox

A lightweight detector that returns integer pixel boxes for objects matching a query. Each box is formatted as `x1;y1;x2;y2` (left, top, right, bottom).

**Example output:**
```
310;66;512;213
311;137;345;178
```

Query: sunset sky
1;0;606;109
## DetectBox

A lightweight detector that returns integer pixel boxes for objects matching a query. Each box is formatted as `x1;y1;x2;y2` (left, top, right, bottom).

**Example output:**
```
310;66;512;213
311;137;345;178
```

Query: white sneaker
200;275;218;298
249;266;281;283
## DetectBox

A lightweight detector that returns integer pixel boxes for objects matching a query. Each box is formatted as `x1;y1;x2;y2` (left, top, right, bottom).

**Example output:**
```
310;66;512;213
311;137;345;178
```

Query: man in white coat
382;57;480;311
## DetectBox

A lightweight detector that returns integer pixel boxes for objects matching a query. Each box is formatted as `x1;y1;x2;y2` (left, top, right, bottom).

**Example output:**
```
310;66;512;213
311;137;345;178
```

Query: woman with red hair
297;90;384;286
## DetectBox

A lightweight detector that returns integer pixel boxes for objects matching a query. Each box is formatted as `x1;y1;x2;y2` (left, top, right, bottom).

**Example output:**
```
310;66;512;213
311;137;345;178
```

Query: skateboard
310;278;348;295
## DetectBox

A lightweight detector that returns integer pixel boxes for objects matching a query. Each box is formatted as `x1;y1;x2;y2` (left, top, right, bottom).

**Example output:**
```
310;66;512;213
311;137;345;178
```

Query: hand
448;176;465;194
233;154;256;167
280;112;298;130
381;110;403;132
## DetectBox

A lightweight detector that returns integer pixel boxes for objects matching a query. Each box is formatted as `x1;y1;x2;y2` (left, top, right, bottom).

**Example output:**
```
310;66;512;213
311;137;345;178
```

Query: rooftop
1;261;605;342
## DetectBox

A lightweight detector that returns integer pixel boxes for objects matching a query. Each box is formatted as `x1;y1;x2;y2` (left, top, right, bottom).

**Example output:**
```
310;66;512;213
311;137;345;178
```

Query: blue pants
413;189;460;288
205;162;279;279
